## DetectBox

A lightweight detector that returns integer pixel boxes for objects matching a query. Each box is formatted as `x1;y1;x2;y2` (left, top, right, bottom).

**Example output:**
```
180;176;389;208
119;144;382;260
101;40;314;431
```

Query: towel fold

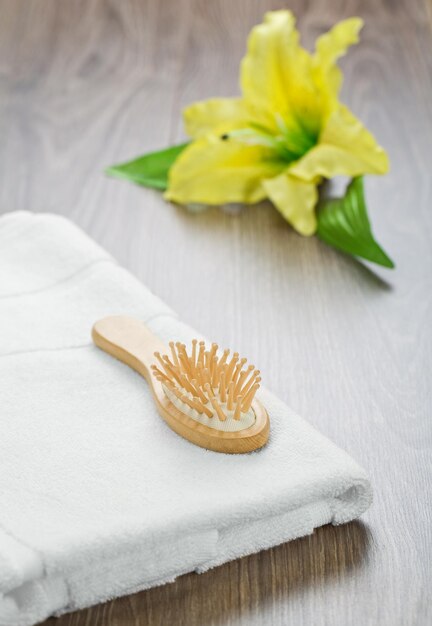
0;212;372;626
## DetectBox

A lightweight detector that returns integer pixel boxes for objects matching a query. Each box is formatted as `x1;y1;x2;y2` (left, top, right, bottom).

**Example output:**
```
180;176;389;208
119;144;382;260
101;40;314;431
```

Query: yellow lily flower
165;10;389;235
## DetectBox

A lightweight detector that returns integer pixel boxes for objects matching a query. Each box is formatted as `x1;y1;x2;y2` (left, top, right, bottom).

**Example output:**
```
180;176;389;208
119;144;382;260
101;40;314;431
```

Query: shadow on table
172;201;394;293
48;520;371;626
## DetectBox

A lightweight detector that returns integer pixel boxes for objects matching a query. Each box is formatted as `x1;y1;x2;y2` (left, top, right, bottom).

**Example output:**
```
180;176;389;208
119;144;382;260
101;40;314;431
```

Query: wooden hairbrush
92;316;270;454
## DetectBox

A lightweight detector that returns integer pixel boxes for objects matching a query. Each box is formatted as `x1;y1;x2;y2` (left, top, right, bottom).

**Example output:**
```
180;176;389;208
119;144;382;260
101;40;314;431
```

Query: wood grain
0;0;431;624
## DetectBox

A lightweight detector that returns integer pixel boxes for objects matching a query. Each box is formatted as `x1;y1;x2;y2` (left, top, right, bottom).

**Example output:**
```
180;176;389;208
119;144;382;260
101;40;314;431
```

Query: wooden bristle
225;353;239;381
234;396;242;420
241;371;260;398
169;342;180;369
151;340;260;421
234;365;253;397
219;369;227;403
217;349;230;376
205;383;226;421
198;342;205;369
211;356;219;387
242;383;260;413
191;378;208;404
227;381;235;411
191;339;197;372
232;358;247;387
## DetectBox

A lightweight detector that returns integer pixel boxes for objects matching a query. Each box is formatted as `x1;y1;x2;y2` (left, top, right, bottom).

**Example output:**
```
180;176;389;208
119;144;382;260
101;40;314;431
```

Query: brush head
151;340;261;432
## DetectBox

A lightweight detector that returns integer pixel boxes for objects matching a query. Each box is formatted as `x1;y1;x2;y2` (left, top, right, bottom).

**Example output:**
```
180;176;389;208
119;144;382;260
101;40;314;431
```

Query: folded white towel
0;212;372;626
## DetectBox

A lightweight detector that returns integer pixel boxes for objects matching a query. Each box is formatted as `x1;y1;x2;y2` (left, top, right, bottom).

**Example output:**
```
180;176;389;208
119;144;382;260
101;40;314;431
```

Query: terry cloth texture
0;212;372;626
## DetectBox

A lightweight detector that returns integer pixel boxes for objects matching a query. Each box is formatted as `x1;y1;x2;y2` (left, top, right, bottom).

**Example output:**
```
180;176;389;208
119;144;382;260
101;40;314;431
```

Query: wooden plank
0;0;430;624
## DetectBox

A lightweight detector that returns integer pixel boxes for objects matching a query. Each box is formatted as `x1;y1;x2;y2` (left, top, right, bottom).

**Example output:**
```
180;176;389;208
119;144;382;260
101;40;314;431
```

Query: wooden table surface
1;0;431;624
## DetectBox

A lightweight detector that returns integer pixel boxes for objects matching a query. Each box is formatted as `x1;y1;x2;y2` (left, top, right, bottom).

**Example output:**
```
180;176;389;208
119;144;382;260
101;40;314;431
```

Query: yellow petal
240;11;320;135
262;173;318;235
312;18;363;99
290;105;389;181
183;98;249;139
165;134;285;205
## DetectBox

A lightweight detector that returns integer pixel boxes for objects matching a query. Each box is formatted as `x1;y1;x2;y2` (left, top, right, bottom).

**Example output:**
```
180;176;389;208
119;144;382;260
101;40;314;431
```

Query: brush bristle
151;340;261;421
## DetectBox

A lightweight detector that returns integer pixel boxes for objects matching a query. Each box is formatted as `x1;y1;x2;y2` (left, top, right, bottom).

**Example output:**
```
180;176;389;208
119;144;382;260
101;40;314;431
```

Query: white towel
0;211;372;626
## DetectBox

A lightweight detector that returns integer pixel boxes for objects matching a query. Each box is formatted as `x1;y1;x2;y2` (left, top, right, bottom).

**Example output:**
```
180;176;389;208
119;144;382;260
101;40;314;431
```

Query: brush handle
92;315;166;387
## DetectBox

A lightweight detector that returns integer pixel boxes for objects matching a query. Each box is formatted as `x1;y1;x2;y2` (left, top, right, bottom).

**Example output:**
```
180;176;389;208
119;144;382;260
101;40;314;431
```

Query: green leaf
105;143;189;191
317;177;395;268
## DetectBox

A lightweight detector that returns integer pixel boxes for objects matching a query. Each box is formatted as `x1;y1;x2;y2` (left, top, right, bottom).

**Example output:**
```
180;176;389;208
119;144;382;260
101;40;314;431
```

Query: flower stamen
221;118;317;164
